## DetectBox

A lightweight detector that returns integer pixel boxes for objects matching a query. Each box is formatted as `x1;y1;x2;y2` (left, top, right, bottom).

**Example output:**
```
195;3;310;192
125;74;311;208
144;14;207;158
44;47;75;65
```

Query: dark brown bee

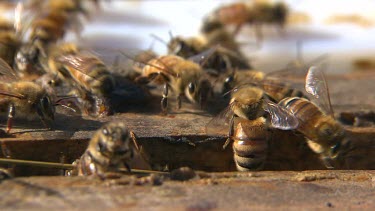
278;66;350;168
206;85;298;171
203;1;288;44
67;121;135;177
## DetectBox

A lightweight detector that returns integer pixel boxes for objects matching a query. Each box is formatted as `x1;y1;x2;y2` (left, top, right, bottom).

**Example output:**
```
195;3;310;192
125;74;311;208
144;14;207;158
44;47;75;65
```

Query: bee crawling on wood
206;84;299;171
67;121;137;178
278;66;351;168
129;48;216;113
46;43;116;116
0;58;55;133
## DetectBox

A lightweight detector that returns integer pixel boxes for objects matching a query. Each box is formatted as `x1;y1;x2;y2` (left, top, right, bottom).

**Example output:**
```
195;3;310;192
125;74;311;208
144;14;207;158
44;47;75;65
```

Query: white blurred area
6;0;375;74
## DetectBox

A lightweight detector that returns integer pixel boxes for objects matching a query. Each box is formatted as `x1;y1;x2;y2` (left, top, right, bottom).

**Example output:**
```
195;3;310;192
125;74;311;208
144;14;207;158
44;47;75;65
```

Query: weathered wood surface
0;170;374;210
0;73;374;175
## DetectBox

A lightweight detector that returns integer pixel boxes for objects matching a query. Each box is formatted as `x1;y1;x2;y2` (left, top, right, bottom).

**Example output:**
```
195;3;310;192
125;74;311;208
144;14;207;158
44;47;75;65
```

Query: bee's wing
305;66;334;117
56;53;104;82
188;45;218;67
120;52;179;78
205;103;235;136
266;53;328;80
222;82;259;97
0;58;19;82
0;90;25;99
263;100;299;130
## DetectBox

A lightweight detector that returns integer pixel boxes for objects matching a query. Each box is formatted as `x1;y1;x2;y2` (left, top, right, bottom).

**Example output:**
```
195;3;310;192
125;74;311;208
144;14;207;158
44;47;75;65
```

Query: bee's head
15;44;40;74
168;38;196;58
321;134;352;168
185;79;212;108
328;135;351;159
98;122;132;158
223;74;235;93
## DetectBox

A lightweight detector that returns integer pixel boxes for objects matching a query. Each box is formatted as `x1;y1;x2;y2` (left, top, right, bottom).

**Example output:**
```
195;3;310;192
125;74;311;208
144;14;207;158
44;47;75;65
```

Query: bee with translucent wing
46;43;116;116
206;85;298;171
278;66;350;168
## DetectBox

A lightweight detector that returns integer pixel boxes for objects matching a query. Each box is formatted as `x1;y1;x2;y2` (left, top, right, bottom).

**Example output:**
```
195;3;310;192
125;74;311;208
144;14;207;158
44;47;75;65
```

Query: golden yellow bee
134;51;213;113
47;43;116;116
0;58;55;133
278;66;350;168
206;85;298;171
232;117;272;171
67;121;135;177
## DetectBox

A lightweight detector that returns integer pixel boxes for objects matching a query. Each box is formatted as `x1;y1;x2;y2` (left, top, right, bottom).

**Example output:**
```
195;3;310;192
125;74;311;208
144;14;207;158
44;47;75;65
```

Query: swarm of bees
0;0;360;179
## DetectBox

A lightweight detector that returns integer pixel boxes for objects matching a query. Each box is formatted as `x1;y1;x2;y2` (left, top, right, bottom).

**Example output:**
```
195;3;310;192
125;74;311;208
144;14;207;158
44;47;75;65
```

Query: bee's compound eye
330;142;341;158
96;141;105;153
41;96;50;109
224;75;234;84
188;82;196;93
102;128;109;136
16;52;26;64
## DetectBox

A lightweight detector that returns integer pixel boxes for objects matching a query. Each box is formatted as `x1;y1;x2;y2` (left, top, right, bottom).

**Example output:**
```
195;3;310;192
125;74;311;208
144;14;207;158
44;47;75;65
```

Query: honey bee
223;70;307;102
278;66;350;168
203;1;288;44
47;43;116;116
0;58;55;133
14;0;97;76
167;30;251;75
67;121;135;177
131;49;158;75
133;50;214;113
232;117;271;171
206;85;298;171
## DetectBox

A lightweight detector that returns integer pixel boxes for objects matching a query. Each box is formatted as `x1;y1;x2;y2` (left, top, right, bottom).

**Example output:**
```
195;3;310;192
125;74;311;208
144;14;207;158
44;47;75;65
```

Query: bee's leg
176;94;182;110
223;115;234;149
6;104;15;134
161;83;168;114
125;163;132;173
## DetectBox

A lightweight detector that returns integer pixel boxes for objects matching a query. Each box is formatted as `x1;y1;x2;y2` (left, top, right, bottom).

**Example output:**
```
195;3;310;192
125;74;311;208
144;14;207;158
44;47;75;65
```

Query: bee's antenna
150;34;168;46
168;30;174;40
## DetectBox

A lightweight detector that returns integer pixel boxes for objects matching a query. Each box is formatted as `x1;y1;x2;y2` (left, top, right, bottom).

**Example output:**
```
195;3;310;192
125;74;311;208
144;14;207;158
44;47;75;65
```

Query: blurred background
2;0;374;74
73;0;375;74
